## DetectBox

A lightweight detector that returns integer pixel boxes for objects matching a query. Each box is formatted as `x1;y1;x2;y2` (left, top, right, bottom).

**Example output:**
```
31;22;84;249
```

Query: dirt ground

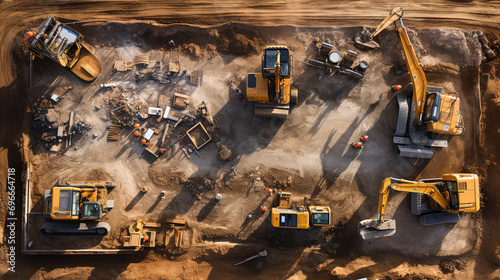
0;1;500;280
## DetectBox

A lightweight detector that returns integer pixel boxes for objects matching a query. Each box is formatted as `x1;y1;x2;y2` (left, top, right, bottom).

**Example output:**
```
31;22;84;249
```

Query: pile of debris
32;97;90;152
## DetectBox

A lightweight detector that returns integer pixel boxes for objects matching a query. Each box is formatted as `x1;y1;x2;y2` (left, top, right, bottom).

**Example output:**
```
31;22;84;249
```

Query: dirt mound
68;168;111;181
183;43;218;59
216;27;264;55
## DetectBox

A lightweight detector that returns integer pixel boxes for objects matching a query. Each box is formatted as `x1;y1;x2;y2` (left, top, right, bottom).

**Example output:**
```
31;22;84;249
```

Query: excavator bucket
353;7;403;50
353;29;380;50
358;219;397;240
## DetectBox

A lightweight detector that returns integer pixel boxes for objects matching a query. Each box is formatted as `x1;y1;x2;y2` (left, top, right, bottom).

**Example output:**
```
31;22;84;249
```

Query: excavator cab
263;48;290;77
41;181;114;237
246;46;297;118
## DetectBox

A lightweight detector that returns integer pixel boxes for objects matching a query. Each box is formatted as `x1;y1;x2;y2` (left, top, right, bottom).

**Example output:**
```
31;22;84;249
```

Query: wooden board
165;218;186;225
107;122;122;141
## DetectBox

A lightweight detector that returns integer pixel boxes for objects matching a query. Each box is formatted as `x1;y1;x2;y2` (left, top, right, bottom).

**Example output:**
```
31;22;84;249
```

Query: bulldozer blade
358;219;396;240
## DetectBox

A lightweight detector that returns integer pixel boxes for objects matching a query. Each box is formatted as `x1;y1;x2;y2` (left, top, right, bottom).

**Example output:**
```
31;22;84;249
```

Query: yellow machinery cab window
312;211;330;225
444;181;459;210
81;202;101;219
279;213;297;227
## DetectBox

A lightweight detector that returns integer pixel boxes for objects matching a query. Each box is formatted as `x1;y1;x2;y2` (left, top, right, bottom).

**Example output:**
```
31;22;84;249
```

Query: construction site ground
0;1;500;280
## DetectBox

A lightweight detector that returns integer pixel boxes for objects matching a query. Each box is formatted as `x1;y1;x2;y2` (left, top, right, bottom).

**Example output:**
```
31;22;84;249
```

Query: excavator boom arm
371;7;404;38
395;20;428;122
377;178;451;223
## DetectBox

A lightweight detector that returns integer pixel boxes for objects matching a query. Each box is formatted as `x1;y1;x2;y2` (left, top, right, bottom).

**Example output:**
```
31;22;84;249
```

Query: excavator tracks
40;222;111;237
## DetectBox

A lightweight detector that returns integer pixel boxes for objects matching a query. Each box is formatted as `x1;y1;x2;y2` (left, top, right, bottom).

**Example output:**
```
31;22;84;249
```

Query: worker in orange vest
24;31;36;41
352;142;363;149
392;85;402;91
361;134;368;142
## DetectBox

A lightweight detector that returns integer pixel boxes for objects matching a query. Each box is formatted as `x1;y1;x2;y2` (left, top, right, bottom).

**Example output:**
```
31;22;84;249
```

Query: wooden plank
144;222;162;228
165;218;186;225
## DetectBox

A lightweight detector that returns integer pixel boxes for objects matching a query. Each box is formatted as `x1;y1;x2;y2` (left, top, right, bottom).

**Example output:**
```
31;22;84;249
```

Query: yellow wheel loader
358;173;480;240
246;46;298;118
42;180;115;237
271;192;331;229
355;8;464;159
29;15;101;81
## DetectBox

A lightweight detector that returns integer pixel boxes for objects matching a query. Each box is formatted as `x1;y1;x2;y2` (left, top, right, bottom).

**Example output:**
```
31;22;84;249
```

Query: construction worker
361;134;368;142
24;31;36;41
159;148;165;154
267;189;273;196
133;131;140;137
392;85;402;91
352;142;363;149
261;205;267;212
134;123;140;129
169;40;175;47
141;139;149;146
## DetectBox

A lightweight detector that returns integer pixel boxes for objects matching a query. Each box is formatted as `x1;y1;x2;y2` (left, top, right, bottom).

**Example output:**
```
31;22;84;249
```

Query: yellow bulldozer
271;192;331;229
42;180;115;237
28;15;102;81
354;8;464;159
358;173;480;240
246;46;298;118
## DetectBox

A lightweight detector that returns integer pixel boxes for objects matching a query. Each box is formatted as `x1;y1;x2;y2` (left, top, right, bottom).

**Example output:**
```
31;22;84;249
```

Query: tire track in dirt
0;0;499;87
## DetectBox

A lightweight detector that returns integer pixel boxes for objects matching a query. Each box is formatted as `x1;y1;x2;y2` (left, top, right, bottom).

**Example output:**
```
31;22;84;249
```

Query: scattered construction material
41;180;115;237
172;93;189;109
189;70;203;86
358;173;480;240
107;122;122;141
234;250;268;266
114;60;134;71
28;15;102;81
271;192;331;229
246;46;298;118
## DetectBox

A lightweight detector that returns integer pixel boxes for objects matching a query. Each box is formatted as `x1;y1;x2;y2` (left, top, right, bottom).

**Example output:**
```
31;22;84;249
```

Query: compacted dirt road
0;1;499;279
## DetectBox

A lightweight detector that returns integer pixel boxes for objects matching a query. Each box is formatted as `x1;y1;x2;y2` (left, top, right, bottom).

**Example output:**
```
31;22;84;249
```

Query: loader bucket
358;219;397;240
70;47;102;81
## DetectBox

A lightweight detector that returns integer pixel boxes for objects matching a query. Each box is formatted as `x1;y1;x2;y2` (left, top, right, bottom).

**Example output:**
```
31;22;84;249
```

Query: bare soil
0;1;499;280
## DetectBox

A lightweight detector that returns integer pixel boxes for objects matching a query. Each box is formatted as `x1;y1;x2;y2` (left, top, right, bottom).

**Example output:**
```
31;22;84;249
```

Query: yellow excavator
355;8;464;159
246;46;298;118
28;15;102;81
358;173;480;240
42;180;115;237
271;192;331;229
